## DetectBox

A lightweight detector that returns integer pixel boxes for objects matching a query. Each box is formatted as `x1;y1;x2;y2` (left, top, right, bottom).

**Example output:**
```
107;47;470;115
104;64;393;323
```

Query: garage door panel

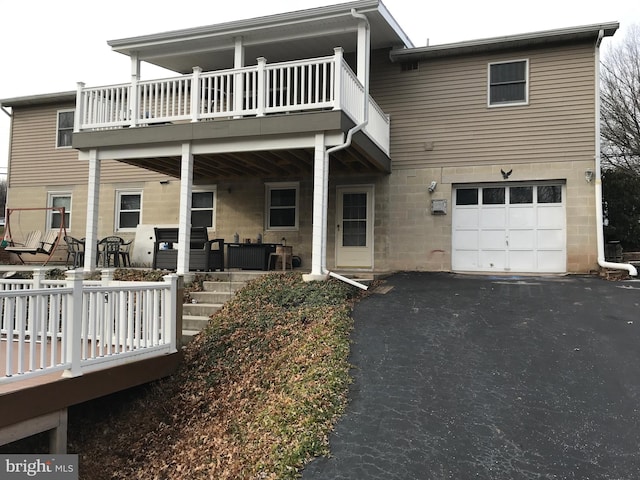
481;250;507;270
509;208;535;228
537;229;564;249
479;229;506;249
454;230;479;249
455;209;479;228
509;250;536;271
480;208;506;228
537;250;565;271
509;229;535;249
453;250;479;270
537;206;564;228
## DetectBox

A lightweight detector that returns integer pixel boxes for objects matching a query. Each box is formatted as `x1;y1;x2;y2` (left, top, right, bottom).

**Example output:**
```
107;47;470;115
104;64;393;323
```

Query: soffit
108;0;412;73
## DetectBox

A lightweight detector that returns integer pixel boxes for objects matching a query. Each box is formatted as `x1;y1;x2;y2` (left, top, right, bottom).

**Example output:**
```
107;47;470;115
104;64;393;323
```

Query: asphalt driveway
302;272;640;480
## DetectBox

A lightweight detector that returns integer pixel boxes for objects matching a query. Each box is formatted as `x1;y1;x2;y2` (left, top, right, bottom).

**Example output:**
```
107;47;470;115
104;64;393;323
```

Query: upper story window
266;182;299;231
191;189;216;228
488;60;528;107
116;191;142;231
47;192;71;230
56;110;74;148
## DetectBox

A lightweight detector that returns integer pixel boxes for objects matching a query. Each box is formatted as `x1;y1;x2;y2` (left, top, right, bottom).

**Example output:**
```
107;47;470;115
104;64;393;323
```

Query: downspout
324;8;371;290
594;29;637;276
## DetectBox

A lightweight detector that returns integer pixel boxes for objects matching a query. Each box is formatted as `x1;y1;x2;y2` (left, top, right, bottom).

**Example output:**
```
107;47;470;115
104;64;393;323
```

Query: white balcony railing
75;49;390;154
0;270;178;384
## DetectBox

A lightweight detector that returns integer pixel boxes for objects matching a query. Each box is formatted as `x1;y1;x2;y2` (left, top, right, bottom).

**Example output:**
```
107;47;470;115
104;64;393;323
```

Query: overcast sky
1;0;639;177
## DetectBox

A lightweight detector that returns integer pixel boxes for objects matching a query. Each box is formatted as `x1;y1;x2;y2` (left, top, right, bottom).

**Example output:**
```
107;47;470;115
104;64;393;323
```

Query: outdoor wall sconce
428;181;437;193
585;170;594;183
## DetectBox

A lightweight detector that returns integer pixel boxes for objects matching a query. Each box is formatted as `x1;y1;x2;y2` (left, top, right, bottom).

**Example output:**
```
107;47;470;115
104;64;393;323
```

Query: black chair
64;236;85;269
98;236;124;267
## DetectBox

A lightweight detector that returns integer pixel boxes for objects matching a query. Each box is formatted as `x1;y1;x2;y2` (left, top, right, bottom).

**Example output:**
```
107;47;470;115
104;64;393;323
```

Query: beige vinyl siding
371;43;596;170
8;102;169;187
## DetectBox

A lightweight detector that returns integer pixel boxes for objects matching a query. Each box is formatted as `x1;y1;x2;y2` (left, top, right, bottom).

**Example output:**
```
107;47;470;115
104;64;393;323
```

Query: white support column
74;82;84;132
191;66;202;122
256;57;267;117
177;142;194;275
333;48;344;110
303;133;329;282
130;54;140;127
83;149;100;271
234;36;245;117
356;19;369;85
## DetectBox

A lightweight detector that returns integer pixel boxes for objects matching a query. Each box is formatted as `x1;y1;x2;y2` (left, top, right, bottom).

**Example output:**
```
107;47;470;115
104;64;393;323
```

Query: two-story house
0;0;628;277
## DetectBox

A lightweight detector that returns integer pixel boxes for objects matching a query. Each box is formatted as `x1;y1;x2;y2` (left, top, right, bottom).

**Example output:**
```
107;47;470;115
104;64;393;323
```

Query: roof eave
0;91;76;108
390;22;620;62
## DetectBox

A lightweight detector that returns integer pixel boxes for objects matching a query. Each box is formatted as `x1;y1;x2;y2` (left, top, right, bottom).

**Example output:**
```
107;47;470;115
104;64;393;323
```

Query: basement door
335;186;374;269
452;184;566;273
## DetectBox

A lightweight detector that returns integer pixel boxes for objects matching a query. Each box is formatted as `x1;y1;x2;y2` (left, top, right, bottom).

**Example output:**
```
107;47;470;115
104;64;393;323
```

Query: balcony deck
75;51;390;156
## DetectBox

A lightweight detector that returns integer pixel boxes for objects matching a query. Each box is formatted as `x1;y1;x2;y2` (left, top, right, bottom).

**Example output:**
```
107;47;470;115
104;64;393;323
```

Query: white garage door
452;184;566;273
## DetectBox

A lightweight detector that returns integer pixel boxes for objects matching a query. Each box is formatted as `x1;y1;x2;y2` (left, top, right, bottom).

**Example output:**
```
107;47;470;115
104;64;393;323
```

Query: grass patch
67;273;362;479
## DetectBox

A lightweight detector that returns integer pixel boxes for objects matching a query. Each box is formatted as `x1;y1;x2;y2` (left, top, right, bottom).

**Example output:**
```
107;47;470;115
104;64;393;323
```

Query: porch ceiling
118;143;387;181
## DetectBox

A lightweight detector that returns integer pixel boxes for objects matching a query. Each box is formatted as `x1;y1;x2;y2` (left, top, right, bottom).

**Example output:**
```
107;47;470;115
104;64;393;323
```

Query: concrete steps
181;271;268;343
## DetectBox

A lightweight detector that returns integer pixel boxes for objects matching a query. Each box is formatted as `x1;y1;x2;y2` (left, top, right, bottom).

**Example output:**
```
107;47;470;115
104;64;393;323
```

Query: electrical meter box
431;199;447;215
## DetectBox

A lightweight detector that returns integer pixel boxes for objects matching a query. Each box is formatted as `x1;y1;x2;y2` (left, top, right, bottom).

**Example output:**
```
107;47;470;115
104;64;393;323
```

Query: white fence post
333;47;344;111
163;274;179;353
62;271;84;378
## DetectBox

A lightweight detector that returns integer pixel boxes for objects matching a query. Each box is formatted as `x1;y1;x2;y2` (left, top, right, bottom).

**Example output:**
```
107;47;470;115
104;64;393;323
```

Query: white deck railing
75;49;390;154
0;270;178;384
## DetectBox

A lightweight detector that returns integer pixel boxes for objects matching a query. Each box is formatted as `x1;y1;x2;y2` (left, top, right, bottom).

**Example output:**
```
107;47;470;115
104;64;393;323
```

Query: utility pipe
321;8;371;290
594;29;637;276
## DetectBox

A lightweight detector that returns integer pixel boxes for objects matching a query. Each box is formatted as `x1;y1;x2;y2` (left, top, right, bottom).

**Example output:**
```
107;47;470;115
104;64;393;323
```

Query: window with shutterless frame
265;182;299;230
488;59;529;107
191;188;216;228
56;110;74;148
47;192;72;230
115;190;142;231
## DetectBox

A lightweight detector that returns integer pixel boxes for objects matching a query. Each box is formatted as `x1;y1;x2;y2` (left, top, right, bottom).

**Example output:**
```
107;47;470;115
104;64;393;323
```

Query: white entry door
336;186;374;269
452;184;566;273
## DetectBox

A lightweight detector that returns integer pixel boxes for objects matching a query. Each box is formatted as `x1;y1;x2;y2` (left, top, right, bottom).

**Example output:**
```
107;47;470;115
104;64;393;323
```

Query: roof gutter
323;7;371;291
594;29;637;276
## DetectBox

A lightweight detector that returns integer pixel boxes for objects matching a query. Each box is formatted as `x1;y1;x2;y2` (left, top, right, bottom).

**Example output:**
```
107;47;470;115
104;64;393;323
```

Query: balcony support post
177;142;193;275
333;48;344;111
257;57;267;117
191;66;202;123
74;82;85;133
303;133;330;282
130;53;140;127
83;148;100;271
234;37;245;118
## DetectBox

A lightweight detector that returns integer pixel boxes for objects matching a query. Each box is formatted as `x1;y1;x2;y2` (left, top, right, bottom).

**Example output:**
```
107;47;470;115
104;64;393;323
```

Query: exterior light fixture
585;170;594;183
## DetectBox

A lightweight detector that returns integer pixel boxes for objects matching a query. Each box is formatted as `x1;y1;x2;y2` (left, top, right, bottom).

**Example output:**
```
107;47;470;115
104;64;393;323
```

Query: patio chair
64;236;85;269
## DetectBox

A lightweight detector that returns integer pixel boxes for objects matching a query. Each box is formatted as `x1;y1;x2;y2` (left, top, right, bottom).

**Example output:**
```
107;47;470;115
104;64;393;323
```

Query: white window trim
56;109;75;149
46;191;72;230
115;190;142;232
192;186;217;229
265;181;300;231
487;59;529;108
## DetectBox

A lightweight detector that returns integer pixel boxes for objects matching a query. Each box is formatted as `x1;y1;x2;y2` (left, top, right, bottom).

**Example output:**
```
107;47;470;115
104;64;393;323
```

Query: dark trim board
0;352;182;430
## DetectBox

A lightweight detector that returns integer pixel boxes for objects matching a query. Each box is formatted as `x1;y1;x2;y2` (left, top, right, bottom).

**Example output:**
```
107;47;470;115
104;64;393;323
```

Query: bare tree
601;24;640;175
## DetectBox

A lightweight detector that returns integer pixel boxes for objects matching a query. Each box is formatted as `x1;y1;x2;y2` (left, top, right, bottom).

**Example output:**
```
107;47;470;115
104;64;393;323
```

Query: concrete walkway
302;272;640;480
